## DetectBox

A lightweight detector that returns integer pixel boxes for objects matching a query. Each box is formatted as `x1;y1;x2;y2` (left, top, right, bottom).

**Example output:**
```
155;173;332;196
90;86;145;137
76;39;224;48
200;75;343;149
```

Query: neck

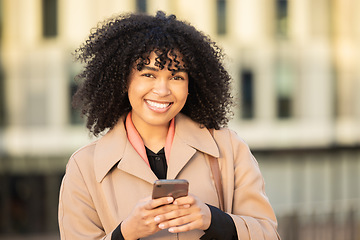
131;118;169;153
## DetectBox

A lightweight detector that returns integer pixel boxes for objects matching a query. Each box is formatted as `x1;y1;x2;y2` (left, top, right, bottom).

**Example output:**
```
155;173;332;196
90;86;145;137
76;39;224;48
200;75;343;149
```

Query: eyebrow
141;66;187;73
142;66;159;71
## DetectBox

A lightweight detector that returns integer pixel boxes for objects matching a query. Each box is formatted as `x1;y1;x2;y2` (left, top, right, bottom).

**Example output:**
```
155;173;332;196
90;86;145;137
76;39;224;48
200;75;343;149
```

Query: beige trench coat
58;113;279;239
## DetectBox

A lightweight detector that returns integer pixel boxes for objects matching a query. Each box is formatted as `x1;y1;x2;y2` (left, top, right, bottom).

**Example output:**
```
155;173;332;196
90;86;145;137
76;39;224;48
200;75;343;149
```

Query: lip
145;99;173;113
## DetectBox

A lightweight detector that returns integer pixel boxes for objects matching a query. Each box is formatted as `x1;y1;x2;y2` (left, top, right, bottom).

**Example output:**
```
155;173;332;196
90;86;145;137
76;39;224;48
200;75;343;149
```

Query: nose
153;79;171;96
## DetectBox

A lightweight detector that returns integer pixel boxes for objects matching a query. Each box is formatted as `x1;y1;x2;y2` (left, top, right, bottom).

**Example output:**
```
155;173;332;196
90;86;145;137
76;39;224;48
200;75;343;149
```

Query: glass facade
275;60;293;118
275;0;288;38
241;69;254;119
136;0;147;13
217;0;227;35
42;0;58;38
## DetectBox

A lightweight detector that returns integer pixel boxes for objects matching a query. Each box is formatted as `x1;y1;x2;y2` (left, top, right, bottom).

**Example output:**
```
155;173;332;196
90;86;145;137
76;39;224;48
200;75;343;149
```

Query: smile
145;100;172;109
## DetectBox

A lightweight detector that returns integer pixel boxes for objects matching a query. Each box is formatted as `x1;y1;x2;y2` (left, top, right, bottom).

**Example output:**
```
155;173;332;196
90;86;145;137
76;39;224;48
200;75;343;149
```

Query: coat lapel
167;135;197;179
118;141;157;184
94;113;220;183
94;118;157;185
167;114;220;179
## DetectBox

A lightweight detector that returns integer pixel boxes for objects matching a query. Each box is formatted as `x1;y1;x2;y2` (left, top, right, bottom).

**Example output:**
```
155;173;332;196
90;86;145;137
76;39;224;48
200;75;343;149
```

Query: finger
154;202;189;223
155;197;204;224
168;221;198;233
154;206;191;224
160;214;199;232
160;210;198;229
173;195;195;206
153;203;183;217
145;197;174;210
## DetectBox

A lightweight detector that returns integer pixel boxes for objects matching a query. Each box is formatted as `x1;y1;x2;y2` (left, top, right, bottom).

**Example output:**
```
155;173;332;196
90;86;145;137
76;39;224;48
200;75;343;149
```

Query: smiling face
127;51;189;132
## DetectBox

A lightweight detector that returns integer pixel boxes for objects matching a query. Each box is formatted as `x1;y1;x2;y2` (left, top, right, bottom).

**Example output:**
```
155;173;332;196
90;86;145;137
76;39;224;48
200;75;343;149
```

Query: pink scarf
125;112;175;166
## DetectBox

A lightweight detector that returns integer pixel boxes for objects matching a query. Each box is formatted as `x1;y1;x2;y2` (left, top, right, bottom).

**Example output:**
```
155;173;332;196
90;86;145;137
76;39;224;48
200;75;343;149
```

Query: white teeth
146;100;170;109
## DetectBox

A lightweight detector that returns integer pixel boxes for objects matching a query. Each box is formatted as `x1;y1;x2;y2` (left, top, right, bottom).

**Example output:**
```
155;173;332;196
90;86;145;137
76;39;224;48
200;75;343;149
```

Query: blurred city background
0;0;359;239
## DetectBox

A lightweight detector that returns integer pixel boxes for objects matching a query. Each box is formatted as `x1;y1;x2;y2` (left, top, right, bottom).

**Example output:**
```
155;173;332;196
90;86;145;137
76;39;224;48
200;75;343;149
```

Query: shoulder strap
207;128;225;211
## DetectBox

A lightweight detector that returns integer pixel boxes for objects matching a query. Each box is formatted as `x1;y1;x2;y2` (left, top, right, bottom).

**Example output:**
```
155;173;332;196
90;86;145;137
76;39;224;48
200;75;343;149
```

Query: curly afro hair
73;11;233;136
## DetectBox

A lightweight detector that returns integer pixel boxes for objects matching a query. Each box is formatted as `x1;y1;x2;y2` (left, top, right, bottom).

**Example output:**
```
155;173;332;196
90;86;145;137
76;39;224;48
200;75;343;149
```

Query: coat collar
166;114;220;179
94;113;220;183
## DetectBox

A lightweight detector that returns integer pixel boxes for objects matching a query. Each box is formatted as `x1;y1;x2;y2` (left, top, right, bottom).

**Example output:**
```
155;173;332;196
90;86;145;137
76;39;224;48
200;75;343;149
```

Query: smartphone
152;179;189;199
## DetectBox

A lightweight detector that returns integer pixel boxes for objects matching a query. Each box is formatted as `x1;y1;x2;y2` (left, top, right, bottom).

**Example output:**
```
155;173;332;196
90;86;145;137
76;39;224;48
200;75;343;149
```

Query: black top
111;147;238;240
146;147;167;179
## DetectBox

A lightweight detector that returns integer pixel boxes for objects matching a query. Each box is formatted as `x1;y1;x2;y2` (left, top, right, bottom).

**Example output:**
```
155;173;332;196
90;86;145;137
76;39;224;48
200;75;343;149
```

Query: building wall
0;0;359;235
1;0;359;154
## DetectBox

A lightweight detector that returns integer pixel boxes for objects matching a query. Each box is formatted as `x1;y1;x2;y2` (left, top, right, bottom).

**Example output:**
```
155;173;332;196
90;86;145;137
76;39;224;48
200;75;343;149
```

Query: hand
153;194;212;234
121;196;180;240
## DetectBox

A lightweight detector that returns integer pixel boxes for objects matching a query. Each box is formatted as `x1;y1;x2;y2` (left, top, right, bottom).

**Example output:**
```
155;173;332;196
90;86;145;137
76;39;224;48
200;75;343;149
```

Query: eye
142;73;154;78
172;75;185;81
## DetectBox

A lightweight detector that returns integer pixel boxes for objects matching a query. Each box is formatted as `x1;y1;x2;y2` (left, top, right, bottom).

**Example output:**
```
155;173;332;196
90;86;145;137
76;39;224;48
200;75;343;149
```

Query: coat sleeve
225;130;281;240
58;156;115;240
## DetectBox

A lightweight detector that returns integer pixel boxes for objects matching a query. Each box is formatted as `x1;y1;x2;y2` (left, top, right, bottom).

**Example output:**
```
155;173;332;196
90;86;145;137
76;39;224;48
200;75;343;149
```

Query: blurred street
1;0;360;239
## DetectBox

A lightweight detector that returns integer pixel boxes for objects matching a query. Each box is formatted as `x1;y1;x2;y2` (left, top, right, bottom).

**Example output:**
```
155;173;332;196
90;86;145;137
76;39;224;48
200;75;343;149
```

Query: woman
58;11;280;240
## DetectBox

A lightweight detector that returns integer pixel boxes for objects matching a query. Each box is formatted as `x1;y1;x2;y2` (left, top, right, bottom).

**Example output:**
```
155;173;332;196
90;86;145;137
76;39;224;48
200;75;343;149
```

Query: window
275;0;288;38
241;69;254;119
42;0;58;38
275;61;293;118
68;64;84;125
69;81;83;125
217;0;227;35
136;0;147;13
22;61;48;126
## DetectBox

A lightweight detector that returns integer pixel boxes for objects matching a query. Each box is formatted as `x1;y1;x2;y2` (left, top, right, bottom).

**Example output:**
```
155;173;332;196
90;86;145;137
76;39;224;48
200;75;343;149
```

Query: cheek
183;83;189;97
128;82;147;99
178;85;189;103
127;87;142;106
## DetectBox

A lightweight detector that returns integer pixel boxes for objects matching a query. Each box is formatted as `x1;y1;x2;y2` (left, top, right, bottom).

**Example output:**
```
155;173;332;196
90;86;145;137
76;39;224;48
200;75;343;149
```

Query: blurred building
0;0;359;238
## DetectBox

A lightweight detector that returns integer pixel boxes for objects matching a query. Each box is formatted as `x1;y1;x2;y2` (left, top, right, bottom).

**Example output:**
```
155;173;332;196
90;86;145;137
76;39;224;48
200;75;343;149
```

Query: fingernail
167;197;173;203
158;223;165;229
168;228;174;233
154;216;160;222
